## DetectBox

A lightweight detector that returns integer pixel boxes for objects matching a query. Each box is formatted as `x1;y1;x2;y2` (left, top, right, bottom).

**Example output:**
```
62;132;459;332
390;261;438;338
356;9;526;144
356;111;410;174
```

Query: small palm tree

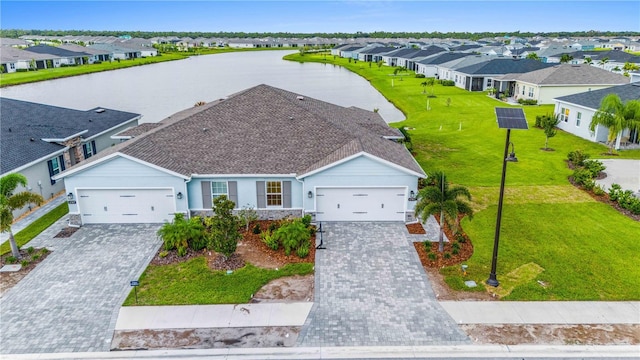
589;94;640;154
415;171;474;253
526;52;540;61
560;54;574;63
1;174;44;258
598;57;609;67
583;57;593;65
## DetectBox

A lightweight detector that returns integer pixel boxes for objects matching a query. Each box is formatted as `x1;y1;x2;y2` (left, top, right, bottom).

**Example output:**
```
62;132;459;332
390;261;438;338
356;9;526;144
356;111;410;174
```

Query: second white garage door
315;187;406;222
78;188;175;224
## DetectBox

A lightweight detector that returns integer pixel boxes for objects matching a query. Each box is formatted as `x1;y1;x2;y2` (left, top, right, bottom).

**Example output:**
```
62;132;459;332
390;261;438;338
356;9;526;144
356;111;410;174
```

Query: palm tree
583;57;593;65
589;94;640;154
560;54;574;63
1;174;44;258
526;52;540;61
415;171;474;253
598;57;609;68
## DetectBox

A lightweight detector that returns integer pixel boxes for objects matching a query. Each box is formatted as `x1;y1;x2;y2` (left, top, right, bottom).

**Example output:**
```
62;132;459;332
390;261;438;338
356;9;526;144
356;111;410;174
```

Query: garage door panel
316;187;405;222
78;189;175;224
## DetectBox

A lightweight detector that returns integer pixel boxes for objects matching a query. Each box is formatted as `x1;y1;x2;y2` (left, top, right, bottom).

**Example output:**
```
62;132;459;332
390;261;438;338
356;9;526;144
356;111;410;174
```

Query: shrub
593;185;606;196
5;256;17;264
268;222;278;232
301;214;313;228
41;248;49;254
452;242;460;250
274;219;311;256
441;80;455;86
261;230;279;250
455;232;466;243
535;115;544;128
159;250;169;258
21;259;30;267
567;150;590;167
517;98;538;105
31;254;40;261
444;252;452;259
423;241;432;253
157;213;199;255
583;159;605;178
252;223;261;234
206;196;241;260
415;73;426;78
296;241;311;258
27;246;35;254
452;248;459;255
428;253;437;261
608;184;623;201
237;204;258;232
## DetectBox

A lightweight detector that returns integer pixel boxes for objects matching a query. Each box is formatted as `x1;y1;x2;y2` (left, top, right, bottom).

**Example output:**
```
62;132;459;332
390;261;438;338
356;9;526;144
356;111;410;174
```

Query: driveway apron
298;222;470;346
0;223;161;354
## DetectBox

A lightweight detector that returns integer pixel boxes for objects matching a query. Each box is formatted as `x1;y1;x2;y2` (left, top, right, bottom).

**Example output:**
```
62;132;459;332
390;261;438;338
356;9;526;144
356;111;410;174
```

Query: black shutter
201;181;212;209
82;144;89;158
59;155;66;171
91;140;97;155
256;181;266;208
47;160;55;185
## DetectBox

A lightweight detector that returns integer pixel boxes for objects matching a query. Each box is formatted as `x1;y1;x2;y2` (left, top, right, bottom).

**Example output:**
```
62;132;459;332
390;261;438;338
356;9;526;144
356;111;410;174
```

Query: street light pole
487;128;511;287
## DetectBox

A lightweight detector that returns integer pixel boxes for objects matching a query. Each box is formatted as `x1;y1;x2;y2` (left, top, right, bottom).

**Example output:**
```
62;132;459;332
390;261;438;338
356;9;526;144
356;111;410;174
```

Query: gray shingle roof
510;64;630;85
554;83;640;110
1;98;140;174
104;85;423;177
455;58;552;75
23;44;90;57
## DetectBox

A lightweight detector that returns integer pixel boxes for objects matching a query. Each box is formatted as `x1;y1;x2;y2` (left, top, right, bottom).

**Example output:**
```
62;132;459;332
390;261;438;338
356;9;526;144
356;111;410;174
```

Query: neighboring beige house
505;64;629;104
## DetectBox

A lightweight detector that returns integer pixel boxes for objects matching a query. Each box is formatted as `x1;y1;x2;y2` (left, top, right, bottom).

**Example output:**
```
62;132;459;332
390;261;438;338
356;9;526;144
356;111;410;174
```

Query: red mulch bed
150;220;315;269
413;215;474;268
405;222;426;234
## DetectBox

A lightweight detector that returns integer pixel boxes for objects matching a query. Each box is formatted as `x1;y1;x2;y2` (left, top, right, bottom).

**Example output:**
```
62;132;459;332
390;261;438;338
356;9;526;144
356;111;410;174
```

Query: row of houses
0;40;158;73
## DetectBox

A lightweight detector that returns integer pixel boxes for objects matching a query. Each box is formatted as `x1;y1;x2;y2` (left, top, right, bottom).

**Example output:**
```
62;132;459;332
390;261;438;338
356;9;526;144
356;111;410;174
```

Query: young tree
415;171;473;253
377;60;383;70
1;174;44;258
560;54;574;63
206;195;241;260
589;94;640;154
526;53;540;61
541;113;561;150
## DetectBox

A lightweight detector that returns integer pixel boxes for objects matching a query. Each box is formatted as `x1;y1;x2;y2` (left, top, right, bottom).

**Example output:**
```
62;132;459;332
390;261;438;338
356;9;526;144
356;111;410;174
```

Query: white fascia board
84;115;142;142
191;173;297;178
553;99;597;112
297;152;426;179
41;130;88;143
1;147;68;177
110;135;133;140
52;152;190;181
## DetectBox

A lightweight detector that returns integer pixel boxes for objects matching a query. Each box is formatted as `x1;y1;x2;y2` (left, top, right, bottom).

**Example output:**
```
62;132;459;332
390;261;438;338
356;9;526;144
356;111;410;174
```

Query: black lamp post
488;108;528;287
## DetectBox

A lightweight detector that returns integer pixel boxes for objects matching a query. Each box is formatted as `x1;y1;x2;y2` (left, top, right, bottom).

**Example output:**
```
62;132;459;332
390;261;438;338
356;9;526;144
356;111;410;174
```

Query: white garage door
315;187;406;222
78;188;175;224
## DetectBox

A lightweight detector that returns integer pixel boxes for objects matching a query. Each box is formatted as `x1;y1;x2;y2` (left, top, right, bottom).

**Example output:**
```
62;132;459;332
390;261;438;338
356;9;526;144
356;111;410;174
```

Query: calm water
1;51;404;123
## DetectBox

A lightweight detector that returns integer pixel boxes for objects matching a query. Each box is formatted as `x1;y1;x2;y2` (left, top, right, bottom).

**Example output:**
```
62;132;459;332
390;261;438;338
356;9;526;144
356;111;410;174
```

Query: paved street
298;222;470;346
0;223;161;354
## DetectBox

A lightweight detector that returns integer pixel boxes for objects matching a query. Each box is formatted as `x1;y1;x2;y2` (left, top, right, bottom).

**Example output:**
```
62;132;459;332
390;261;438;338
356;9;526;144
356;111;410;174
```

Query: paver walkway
0;193;66;243
298;222;469;346
0;223;161;354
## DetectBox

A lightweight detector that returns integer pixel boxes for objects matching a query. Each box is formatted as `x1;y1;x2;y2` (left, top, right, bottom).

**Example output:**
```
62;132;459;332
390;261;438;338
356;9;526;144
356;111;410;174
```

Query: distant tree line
1;29;639;40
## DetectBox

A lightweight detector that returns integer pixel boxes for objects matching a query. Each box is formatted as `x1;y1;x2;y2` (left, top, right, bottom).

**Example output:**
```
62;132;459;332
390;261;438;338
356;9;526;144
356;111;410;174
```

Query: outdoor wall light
409;190;415;199
307;190;313;198
176;192;183;200
67;192;74;201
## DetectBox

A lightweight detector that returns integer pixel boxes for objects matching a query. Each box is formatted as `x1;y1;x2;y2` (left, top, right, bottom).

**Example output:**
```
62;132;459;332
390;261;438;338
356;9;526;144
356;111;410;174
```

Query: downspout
295;176;306;217
184;176;193;219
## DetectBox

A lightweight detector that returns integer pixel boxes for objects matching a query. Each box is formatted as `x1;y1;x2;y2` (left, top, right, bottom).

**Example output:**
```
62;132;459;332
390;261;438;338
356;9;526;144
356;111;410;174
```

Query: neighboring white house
554;83;640;149
507;64;629;104
1;98;141;218
55;85;425;226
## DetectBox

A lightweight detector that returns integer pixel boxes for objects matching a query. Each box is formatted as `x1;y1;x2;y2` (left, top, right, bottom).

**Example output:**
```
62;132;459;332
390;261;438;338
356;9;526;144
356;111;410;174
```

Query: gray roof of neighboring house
359;46;397;55
58;43;110;56
88;43;142;53
510;64;630;85
449;44;482;52
383;48;420;58
1;98;141;174
68;85;423;178
22;44;90;57
0;38;29;46
114;123;162;138
554;83;640;110
403;46;447;59
455;58;552;75
417;52;468;65
577;50;640;63
0;46;53;62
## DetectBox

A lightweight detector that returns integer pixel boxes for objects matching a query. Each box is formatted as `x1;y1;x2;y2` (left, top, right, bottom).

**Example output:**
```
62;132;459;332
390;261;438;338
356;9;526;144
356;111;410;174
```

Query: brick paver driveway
0;222;161;354
298;222;469;346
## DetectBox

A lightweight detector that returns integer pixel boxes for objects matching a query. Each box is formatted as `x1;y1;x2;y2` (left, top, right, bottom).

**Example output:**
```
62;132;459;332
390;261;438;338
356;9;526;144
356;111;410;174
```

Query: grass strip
0;202;69;255
123;258;314;305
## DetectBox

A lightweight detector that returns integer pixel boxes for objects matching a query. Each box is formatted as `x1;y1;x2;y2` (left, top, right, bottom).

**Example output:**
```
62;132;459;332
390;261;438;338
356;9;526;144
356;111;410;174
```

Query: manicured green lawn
0;202;69;255
286;52;640;300
123;258;313;305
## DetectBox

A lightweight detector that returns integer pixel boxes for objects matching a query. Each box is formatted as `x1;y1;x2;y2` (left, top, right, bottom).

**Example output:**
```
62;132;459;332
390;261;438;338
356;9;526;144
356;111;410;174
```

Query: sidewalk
0;193;66;243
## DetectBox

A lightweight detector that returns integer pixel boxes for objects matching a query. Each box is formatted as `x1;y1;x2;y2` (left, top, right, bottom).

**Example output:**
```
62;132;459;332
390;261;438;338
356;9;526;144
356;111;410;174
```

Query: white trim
191;207;305;212
297;152;425;179
1;147;68;177
52;152;190;180
265;180;283;208
42;130;88;143
85;115;141;141
192;173;297;178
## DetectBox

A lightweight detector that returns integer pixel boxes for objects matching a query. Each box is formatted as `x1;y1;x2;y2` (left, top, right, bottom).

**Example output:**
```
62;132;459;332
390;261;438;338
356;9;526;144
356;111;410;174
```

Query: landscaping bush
428;253;437;261
582;159;605;178
260;230;279;250
296;241;310;258
567;150;590;167
237;204;258;231
609;184;640;214
205;196;241;260
423;241;432;253
273;219;311;257
441;80;455;86
517;98;538;105
157;213;205;256
415;74;426;78
252;223;261;234
5;256;17;264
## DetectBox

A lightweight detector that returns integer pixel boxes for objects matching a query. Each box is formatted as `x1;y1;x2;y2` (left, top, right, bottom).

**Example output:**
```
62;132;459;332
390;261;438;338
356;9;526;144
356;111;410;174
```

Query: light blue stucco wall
302;155;420;212
188;177;303;211
63;156;188;214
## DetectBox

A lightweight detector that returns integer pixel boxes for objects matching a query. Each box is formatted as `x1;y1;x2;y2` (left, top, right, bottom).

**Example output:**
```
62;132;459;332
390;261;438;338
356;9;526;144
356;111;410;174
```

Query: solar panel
495;108;529;129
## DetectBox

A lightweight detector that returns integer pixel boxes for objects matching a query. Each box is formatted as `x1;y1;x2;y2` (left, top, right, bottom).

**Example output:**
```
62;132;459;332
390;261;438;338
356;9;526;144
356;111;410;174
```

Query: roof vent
203;128;208;132
30;137;35;142
297;96;304;100
95;108;105;113
289;116;294;120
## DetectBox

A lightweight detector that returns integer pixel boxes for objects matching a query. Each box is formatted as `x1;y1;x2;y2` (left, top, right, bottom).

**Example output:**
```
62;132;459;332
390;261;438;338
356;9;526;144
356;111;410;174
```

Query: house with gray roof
500;64;629;104
22;44;90;66
1;98;141;217
88;43;142;60
415;52;468;78
0;46;54;73
447;57;552;91
554;83;640;150
55;85;425;226
381;48;420;67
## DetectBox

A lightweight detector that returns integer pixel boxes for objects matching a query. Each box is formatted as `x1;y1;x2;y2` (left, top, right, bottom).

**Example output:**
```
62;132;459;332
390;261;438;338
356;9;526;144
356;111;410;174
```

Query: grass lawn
123;258;313;305
0;202;69;255
285;52;640;300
